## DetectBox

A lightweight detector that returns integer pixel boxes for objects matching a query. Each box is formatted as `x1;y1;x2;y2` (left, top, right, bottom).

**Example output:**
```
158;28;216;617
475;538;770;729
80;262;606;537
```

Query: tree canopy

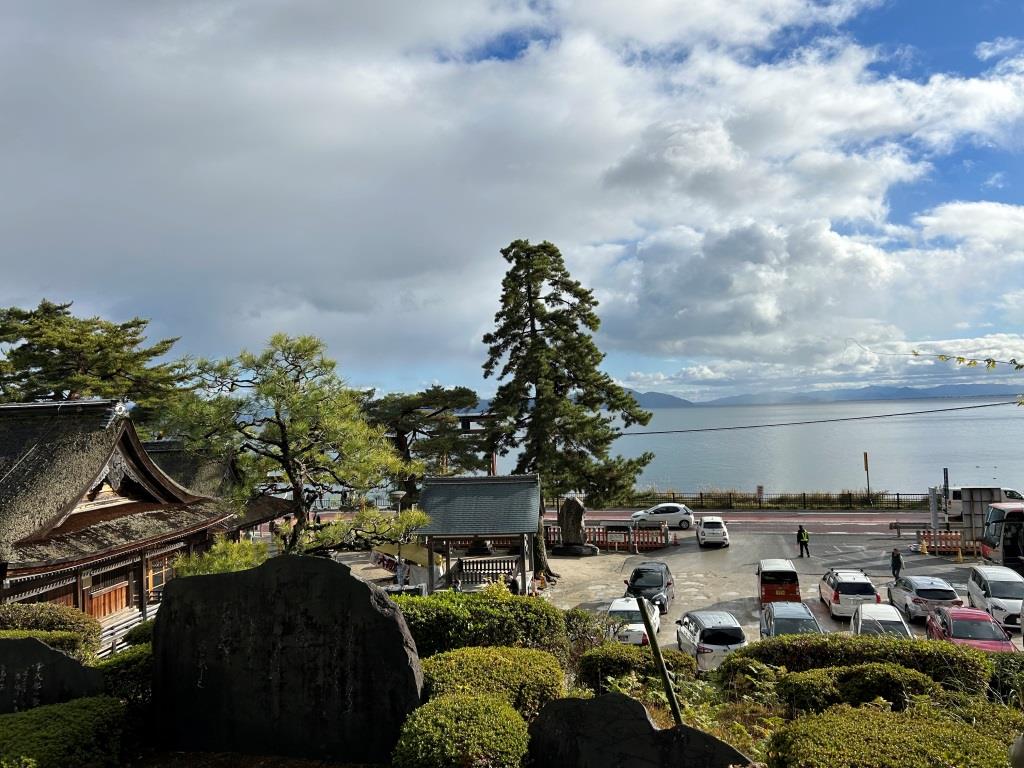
0;299;183;405
364;385;488;499
483;239;653;506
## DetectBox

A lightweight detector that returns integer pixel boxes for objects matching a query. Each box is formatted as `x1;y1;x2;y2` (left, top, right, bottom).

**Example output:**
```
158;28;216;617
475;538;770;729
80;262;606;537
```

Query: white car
886;575;961;622
607;597;660;645
967;565;1024;629
696;516;729;548
631;503;694;530
851;603;912;638
675;610;747;671
818;568;880;619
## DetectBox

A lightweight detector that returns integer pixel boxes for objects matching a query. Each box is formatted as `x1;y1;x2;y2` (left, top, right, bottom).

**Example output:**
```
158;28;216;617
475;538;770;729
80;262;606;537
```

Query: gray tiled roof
419;474;541;536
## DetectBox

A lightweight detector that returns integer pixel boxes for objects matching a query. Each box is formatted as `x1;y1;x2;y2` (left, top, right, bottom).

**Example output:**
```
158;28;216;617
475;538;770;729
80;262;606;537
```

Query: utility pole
863;452;871;504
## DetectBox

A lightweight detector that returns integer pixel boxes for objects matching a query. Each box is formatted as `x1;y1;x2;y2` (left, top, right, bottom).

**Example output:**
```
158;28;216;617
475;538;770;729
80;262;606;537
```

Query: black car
624;561;675;614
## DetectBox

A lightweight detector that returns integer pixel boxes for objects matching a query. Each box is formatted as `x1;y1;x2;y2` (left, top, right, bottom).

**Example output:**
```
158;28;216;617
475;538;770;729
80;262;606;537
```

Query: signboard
607;532;626;543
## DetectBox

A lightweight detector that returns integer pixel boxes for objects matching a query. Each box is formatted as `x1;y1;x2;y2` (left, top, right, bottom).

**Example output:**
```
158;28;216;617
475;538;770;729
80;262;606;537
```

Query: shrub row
393;589;568;659
0;604;101;660
718;633;991;694
577;643;697;694
422;646;564;721
93;643;152;707
0;630;91;663
393;694;528;768
767;700;1024;768
121;620;154;647
0;696;125;768
777;662;941;715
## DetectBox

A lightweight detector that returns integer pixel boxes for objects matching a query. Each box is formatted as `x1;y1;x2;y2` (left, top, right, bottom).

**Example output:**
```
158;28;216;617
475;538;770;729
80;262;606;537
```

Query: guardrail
545;524;672;552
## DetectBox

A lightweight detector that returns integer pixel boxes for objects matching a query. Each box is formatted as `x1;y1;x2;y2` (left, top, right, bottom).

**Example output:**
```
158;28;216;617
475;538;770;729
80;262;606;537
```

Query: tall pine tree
483;239;653;576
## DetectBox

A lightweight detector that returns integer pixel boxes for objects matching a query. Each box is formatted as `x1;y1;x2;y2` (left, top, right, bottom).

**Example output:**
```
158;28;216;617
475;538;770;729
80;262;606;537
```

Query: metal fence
546;490;930;511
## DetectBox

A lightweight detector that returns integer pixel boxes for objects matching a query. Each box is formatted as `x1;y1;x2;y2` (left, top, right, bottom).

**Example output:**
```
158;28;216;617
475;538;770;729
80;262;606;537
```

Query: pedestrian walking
797;525;810;558
890;547;905;579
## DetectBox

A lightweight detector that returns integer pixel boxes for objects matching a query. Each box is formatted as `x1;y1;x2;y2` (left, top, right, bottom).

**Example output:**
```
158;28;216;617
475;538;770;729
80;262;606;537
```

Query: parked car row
629;505;731;548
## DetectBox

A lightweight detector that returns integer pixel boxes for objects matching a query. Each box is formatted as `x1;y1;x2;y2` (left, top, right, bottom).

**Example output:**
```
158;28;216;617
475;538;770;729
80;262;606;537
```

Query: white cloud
983;171;1007;189
977;37;1023;61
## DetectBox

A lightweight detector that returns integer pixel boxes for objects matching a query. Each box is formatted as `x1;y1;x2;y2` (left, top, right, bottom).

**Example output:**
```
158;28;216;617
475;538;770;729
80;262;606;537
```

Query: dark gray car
760;601;824;639
624;561;675;615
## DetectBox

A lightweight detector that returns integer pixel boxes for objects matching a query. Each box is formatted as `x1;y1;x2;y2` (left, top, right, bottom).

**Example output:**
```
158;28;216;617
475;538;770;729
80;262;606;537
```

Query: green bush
393;590;568;659
422;646;564;720
0;604;101;660
577;643;697;694
0;630;90;662
121;620;153;647
392;694;529;768
563;608;606;676
987;650;1024;703
172;537;268;576
767;701;1022;768
0;696;125;768
93;644;152;707
777;662;942;714
719;633;991;695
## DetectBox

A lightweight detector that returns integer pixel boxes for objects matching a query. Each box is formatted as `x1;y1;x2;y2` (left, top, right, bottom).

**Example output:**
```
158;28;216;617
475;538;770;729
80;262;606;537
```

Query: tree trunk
535;499;559;581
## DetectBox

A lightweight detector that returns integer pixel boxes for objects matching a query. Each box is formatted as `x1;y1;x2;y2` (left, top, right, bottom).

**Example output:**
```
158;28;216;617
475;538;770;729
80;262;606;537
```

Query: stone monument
552;496;599;556
0;637;103;714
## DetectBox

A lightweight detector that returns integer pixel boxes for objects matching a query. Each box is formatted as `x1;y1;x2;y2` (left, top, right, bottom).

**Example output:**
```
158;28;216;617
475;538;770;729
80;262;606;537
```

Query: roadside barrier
916;529;978;556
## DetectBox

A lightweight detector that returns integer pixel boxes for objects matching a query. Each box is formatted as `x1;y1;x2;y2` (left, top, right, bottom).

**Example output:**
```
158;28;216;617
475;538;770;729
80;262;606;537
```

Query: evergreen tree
0;299;183;405
364;385;489;500
483;239;653;574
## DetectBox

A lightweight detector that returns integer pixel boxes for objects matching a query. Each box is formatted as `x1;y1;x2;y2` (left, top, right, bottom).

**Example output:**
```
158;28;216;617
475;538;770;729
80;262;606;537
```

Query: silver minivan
675;610;747;671
967;565;1024;629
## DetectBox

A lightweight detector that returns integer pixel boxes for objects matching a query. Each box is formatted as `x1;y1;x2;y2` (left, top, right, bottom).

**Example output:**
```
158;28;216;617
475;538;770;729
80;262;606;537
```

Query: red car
926;606;1016;652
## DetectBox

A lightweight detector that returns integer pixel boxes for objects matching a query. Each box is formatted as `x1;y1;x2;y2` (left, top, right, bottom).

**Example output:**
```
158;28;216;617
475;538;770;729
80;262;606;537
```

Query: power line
617;399;1022;436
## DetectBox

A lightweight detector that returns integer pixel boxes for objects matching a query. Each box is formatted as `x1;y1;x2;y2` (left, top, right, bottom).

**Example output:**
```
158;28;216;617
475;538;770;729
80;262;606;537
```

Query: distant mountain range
469;383;1022;412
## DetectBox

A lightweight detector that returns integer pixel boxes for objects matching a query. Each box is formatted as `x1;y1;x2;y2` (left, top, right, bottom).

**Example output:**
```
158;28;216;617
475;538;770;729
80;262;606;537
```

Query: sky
1;1;1023;402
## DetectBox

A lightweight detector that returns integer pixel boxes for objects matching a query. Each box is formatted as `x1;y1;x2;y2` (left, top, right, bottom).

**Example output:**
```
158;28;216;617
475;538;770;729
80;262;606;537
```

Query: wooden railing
455;556;521;585
545;524;671;552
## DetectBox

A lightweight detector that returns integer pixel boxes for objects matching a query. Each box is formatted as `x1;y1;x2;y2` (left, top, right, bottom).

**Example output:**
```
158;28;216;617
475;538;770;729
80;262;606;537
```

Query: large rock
553;496;598;556
528;693;752;768
152;556;423;764
0;637;103;713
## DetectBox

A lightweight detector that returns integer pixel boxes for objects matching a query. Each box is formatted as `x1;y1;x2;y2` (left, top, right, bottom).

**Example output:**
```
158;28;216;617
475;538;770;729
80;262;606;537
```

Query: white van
966;565;1024;629
947;487;1024;519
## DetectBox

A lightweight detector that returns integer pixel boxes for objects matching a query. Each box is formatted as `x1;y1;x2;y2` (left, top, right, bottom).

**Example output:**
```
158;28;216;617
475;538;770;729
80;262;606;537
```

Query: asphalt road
543;529;1024;651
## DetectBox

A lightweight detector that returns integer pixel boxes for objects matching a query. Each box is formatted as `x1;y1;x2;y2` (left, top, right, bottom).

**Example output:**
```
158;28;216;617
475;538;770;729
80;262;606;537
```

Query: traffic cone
672;533;679;546
955;548;964;564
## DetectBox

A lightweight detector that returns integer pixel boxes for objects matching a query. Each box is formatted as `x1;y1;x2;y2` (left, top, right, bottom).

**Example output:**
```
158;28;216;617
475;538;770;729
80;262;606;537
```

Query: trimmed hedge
121;620;153;647
422;646;564;720
0;604;101;660
393;591;568;659
988;650;1024;703
577;643;698;694
718;633;991;694
777;662;942;714
767;701;1023;768
0;630;90;662
93;643;152;707
0;696;125;768
392;694;529;768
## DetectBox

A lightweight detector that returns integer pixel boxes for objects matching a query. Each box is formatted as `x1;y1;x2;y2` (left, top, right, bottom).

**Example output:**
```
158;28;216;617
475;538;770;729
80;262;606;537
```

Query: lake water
501;397;1024;493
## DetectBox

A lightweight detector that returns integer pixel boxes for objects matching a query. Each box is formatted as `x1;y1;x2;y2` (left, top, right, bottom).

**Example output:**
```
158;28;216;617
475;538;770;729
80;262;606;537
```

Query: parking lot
542;529;1024;651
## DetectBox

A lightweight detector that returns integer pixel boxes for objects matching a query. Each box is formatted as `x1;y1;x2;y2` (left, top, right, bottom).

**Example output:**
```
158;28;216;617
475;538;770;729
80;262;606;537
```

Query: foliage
717;633;992;695
0;630;90;662
121;620;154;647
482;239;653;507
305;507;429;554
0;603;101;661
562;607;607;678
393;589;569;660
577;643;697;694
777;662;942;715
0;299;183;405
0;696;125;768
169;334;413;551
392;694;529;768
172;537;268;577
93;643;152;707
421;646;564;720
767;700;1023;768
988;650;1024;704
363;385;489;498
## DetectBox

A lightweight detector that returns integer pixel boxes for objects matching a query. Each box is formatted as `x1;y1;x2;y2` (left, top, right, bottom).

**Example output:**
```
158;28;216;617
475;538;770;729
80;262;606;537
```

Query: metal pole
864;452;871;504
637;597;682;727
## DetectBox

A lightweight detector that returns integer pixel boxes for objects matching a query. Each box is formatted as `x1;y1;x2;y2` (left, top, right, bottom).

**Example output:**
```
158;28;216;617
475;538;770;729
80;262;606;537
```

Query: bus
980;502;1024;574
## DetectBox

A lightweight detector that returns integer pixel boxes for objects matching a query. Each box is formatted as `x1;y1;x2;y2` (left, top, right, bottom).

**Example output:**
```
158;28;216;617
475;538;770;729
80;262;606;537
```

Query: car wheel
828;604;836;619
697;540;704;548
902;601;913;622
680;520;690;530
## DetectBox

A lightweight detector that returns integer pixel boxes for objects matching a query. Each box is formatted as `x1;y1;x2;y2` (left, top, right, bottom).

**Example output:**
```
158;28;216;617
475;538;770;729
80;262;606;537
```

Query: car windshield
700;627;744;645
916;588;957;601
989;581;1024;600
703;521;723;529
774;618;820;635
761;571;797;585
860;619;909;637
951;620;1006;641
629;571;664;588
608;610;643;624
838;582;876;596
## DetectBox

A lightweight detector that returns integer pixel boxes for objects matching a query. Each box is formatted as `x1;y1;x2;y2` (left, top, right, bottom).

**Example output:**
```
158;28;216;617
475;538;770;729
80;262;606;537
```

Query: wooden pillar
75;569;85;611
426;537;435;594
444;541;452;588
519;533;528;595
139;552;149;620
